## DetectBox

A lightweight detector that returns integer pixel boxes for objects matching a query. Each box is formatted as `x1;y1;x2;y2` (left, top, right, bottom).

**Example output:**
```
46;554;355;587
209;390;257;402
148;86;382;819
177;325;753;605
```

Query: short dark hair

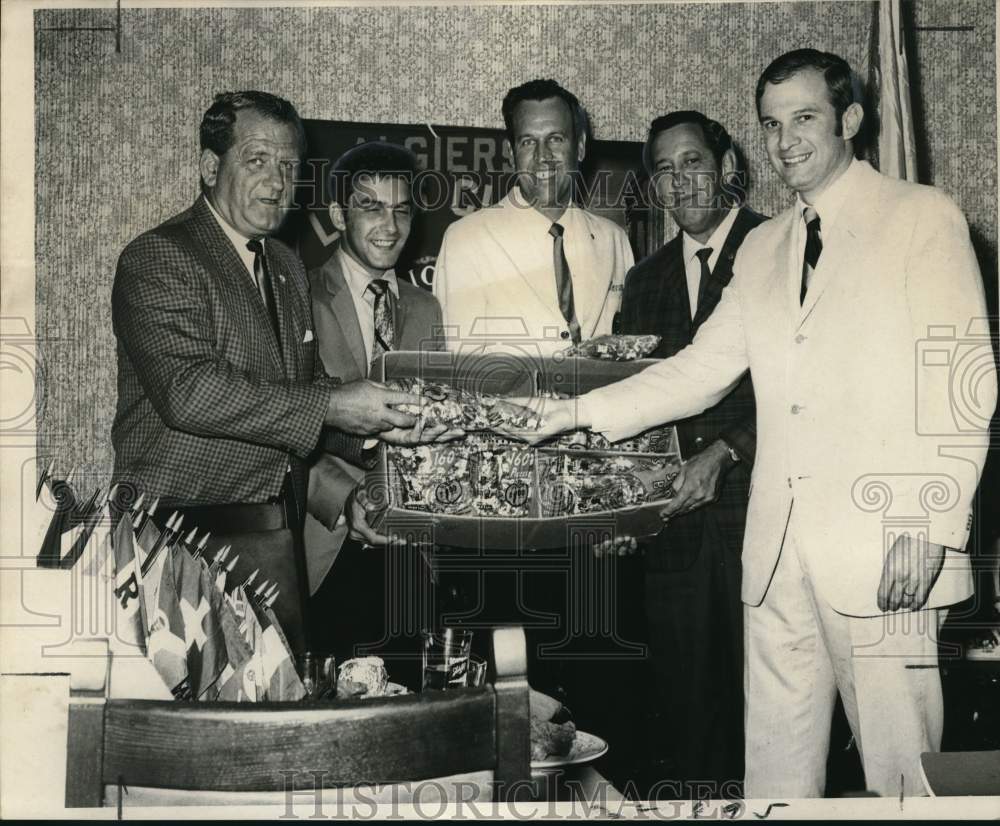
501;79;589;146
642;110;734;174
755;49;856;129
199;91;306;158
328;141;421;209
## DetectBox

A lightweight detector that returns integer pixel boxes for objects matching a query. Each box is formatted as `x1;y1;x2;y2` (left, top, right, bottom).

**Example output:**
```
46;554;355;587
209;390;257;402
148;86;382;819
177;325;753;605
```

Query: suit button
694;436;705;447
791;404;802;415
561;331;570;340
795;334;806;344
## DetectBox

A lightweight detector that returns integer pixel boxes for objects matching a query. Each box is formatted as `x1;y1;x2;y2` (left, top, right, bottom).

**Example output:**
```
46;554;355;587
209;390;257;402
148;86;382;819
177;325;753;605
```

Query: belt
152;500;288;535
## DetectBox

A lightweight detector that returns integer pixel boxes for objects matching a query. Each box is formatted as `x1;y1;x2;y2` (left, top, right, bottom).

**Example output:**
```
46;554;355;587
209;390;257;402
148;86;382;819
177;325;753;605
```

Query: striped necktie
366;278;394;374
800;207;822;305
548;222;582;344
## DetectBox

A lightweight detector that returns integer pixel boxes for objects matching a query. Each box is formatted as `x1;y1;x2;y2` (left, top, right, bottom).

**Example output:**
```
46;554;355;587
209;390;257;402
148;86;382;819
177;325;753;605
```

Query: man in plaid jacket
110;92;433;646
616;111;765;797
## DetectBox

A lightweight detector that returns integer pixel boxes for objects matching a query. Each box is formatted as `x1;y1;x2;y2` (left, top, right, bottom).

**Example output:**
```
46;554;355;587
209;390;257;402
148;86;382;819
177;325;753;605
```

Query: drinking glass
296;652;337;700
466;653;488;687
421;628;473;691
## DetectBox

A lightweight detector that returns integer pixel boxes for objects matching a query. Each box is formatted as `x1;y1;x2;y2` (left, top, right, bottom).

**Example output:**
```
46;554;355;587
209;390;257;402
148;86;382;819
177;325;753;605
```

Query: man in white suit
519;49;997;797
433;78;633;354
430;78;640;784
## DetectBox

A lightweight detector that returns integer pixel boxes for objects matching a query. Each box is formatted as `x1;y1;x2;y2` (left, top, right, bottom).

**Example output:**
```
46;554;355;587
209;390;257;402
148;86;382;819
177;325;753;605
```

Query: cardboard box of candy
366;351;682;549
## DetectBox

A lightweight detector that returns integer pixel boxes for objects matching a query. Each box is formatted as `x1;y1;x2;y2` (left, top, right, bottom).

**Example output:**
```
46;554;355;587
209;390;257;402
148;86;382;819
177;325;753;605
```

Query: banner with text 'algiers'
279;119;649;292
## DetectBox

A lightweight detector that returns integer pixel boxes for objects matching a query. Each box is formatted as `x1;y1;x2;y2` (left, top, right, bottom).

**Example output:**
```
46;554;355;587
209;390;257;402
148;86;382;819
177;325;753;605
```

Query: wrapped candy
563;334;661;361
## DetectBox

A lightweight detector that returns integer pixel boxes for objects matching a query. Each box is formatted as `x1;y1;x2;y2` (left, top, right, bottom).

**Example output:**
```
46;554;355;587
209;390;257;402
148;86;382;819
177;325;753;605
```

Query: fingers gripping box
367;351;682;549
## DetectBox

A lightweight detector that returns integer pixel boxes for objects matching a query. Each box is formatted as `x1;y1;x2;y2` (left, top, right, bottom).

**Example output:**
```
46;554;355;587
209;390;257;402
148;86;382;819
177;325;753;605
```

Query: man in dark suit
305;142;446;684
110;92;430;650
617;110;765;797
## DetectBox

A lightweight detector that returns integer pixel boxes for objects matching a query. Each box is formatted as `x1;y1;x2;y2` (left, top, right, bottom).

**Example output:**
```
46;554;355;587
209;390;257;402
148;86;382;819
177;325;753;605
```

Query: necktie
548;223;582;344
366;279;394;373
694;246;713;319
246;239;281;350
800;207;822;305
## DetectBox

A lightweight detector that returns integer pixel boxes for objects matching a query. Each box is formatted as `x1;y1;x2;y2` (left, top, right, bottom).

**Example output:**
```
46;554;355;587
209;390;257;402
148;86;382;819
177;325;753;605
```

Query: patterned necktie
694;246;713;319
366;278;394;374
548;222;582;344
246;239;281;350
800;207;822;305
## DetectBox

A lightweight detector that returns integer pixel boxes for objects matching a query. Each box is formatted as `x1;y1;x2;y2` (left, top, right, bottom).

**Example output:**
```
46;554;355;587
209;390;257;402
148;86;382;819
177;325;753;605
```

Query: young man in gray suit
306;142;445;680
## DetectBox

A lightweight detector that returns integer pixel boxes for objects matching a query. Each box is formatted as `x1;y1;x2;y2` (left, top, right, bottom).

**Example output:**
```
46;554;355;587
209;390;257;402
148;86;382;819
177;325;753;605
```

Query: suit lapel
318;254;369;377
692;207;758;330
391;287;406;349
187;197;283;372
797;166;878;329
264;244;296;376
492;193;558;312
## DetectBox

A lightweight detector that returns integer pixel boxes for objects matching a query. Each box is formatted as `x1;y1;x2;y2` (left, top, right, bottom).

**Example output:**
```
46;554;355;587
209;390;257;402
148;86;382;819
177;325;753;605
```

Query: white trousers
744;510;945;798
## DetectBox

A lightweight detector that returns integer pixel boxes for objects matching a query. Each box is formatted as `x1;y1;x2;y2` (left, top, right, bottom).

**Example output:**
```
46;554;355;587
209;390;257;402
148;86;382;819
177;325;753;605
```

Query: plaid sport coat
111;195;361;511
616;205;767;558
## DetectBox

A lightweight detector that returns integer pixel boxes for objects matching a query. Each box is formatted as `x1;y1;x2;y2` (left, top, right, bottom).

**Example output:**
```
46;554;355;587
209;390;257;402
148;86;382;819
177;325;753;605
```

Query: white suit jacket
584;161;996;616
433;189;633;355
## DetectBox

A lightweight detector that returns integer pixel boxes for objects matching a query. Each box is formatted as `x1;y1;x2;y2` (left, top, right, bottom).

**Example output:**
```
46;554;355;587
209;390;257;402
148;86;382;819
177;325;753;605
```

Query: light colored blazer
433;190;634;354
585;161;996;616
304;251;444;593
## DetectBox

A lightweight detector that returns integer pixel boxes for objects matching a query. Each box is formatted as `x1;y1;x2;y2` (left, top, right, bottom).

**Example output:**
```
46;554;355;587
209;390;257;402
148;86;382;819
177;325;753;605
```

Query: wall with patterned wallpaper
33;1;996;480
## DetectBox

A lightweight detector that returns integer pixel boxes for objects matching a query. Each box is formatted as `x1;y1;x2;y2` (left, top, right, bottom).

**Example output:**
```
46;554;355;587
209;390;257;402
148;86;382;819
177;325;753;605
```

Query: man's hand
592;535;640;557
378;416;466;446
500;397;584;445
345;483;395;547
325;379;422;435
876;533;947;612
658;440;734;520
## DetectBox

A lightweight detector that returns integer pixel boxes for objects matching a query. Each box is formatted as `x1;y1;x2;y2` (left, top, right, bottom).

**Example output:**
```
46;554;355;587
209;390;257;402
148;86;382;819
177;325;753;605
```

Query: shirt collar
795;156;861;230
337;247;399;302
681;205;741;263
504;187;581;233
205;195;257;252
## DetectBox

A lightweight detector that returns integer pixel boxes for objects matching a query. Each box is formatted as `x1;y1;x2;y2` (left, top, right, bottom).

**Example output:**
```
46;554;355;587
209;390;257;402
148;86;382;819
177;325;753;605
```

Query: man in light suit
112;92;426;651
305;142;445;683
520;50;997;797
433;78;633;354
431;78;638;785
617;110;765;796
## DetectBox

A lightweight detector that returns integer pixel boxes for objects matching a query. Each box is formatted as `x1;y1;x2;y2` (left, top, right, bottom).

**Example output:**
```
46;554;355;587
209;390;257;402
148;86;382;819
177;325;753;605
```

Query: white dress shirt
204;196;259;286
790;157;859;298
337;247;399;364
680;206;740;319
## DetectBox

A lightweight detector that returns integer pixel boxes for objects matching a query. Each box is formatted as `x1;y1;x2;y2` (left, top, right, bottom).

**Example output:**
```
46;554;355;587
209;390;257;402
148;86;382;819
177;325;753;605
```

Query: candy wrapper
389;377;541;431
564;334;661;361
536;451;681;517
389;436;535;517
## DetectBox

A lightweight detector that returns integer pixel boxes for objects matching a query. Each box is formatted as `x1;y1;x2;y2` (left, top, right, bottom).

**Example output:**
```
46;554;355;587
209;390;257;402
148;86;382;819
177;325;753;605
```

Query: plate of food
531;730;609;770
528;688;608;772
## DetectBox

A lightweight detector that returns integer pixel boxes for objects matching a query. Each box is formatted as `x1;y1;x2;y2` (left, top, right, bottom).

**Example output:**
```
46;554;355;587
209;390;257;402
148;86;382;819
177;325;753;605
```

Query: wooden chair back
66;626;530;806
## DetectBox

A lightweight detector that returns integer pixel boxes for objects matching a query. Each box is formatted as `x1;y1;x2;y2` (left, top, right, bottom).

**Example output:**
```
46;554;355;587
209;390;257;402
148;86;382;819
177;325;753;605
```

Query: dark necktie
694;246;713;319
366;279;394;373
548;222;582;344
246;239;281;350
800;207;822;305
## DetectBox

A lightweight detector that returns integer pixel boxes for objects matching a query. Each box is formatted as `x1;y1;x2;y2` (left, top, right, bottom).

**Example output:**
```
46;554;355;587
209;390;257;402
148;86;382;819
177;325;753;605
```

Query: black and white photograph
0;0;997;818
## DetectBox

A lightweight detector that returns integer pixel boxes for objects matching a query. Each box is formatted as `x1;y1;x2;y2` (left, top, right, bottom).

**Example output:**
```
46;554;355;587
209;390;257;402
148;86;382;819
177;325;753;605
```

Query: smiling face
650;122;735;244
758;68;861;203
507;96;585;216
330;174;413;278
200;109;300;237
